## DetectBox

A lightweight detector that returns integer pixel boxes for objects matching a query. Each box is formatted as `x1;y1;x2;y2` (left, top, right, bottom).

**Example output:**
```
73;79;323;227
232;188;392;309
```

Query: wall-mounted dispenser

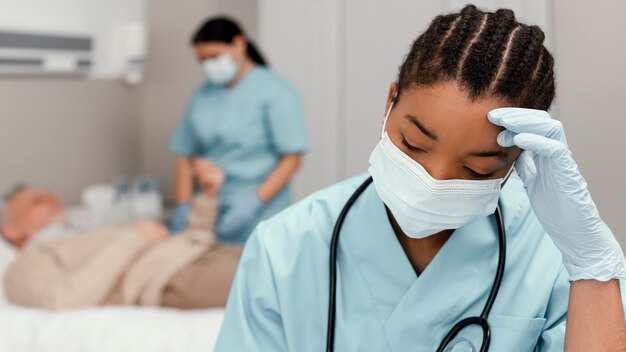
0;30;92;75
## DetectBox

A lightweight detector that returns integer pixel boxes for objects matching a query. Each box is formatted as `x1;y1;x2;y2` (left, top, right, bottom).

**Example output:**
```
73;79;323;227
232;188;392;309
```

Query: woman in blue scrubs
169;17;309;242
216;6;626;351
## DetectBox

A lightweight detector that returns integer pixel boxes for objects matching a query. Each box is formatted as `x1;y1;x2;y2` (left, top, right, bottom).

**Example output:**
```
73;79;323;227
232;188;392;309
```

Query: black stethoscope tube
326;176;506;352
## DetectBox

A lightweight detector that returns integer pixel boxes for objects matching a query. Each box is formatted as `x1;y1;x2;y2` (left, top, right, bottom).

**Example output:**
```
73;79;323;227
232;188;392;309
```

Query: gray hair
0;183;28;226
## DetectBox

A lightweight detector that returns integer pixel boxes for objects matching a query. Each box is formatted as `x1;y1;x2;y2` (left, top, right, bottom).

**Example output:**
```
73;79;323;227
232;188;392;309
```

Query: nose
420;158;458;181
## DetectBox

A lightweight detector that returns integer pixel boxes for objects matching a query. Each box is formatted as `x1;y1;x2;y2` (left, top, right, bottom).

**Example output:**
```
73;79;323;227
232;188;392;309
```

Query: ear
1;223;23;247
385;82;398;114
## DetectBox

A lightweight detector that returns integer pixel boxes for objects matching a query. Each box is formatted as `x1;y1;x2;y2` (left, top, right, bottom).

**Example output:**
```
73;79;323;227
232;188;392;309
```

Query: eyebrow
404;114;508;159
404;114;438;140
468;150;509;159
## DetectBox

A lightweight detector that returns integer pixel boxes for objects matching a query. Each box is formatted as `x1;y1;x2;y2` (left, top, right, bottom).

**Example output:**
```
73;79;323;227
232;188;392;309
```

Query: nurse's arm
174;156;194;203
565;280;626;351
257;154;302;202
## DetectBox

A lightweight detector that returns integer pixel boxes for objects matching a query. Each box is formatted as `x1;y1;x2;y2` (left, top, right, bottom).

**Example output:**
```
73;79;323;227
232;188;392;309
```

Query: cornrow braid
397;14;458;87
396;5;555;110
439;5;484;77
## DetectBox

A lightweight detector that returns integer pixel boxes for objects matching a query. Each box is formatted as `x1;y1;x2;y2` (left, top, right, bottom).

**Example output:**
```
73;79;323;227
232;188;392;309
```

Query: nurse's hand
488;107;625;281
191;158;224;196
217;193;264;238
168;202;192;234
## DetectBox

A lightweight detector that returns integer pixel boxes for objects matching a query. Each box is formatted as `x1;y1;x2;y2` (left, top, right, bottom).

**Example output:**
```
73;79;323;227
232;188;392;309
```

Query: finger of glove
512;133;570;159
488;108;563;140
168;216;188;233
496;130;516;147
514;150;537;186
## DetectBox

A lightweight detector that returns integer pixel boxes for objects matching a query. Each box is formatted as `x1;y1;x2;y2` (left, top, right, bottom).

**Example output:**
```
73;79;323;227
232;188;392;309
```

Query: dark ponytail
191;16;268;66
244;41;267;66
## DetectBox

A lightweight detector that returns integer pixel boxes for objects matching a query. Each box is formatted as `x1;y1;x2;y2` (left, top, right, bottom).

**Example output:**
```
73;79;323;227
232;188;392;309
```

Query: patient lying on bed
0;159;242;310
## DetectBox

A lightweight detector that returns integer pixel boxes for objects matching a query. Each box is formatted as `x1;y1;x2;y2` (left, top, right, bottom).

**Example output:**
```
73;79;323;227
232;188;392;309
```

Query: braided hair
396;5;555;110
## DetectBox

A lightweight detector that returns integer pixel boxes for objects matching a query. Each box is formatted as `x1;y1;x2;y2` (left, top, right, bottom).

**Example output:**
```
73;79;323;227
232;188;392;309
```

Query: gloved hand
488;107;625;281
217;192;264;238
168;202;192;234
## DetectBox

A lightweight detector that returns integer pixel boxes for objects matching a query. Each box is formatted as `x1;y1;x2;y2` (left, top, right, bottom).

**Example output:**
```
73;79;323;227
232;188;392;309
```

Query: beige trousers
160;244;243;309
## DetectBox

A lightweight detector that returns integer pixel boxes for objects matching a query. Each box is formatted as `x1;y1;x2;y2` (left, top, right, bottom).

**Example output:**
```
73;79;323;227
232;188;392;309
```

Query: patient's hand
135;221;169;243
191;158;224;196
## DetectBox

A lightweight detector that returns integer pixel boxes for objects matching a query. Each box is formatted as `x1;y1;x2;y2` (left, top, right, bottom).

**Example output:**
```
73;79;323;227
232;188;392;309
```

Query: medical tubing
482;204;506;319
436;317;491;352
435;205;506;352
326;177;374;352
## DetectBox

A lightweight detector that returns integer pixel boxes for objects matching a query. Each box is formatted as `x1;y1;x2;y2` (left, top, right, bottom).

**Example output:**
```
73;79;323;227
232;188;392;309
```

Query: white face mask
202;54;239;84
368;101;512;239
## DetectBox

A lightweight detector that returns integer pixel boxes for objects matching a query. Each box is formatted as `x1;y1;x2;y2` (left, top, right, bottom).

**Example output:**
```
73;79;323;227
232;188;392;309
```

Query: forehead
194;42;232;57
8;188;44;206
398;81;511;145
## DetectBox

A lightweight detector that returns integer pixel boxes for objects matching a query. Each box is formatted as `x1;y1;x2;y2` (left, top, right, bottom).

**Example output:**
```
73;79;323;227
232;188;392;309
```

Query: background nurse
168;17;309;242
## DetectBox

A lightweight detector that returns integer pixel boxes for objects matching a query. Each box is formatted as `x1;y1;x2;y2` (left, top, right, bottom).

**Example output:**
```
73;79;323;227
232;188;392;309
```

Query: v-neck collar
223;66;261;94
340;182;500;349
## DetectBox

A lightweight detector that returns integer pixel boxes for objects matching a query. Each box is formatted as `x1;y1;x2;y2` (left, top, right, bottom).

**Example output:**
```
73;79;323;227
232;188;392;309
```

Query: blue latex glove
488;107;625;281
168;202;192;234
217;193;264;238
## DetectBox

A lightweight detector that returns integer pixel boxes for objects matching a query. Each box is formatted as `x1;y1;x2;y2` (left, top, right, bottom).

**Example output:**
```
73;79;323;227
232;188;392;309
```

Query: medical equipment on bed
81;176;164;226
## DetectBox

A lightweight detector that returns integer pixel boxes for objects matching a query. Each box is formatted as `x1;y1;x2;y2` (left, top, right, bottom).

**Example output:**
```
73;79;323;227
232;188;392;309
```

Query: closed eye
463;166;495;179
402;137;426;153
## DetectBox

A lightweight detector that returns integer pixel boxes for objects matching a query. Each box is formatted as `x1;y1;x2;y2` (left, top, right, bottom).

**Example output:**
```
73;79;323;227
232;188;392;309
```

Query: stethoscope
325;176;507;352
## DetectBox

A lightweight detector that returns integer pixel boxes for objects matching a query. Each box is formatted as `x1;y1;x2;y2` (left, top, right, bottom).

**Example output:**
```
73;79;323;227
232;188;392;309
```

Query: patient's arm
174;157;194;204
183;158;223;242
184;195;218;243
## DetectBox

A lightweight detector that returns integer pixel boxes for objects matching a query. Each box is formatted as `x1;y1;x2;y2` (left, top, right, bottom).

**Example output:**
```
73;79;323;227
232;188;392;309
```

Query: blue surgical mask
202;54;239;84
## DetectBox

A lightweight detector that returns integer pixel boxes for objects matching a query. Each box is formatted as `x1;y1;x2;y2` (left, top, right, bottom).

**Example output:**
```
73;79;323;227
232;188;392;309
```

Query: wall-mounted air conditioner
0;30;92;75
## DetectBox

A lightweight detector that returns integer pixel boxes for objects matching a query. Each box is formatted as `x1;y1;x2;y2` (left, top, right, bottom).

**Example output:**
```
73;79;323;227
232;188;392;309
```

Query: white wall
0;0;147;204
553;0;626;244
257;0;344;198
0;0;146;78
137;0;211;201
0;80;141;203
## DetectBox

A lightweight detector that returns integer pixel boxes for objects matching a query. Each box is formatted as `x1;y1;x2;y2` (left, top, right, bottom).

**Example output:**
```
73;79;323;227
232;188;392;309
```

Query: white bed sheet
0;305;224;352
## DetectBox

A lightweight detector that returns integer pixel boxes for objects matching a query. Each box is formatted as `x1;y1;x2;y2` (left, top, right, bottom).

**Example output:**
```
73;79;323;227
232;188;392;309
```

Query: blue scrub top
169;67;309;243
215;173;626;351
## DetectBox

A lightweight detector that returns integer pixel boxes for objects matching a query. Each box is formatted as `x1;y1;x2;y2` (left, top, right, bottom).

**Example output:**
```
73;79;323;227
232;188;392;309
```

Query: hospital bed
0;198;225;352
0;304;224;352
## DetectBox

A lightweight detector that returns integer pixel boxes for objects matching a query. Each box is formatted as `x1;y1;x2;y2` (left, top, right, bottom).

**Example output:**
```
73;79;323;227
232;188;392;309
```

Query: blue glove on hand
217;193;264;239
168;202;192;234
488;107;625;281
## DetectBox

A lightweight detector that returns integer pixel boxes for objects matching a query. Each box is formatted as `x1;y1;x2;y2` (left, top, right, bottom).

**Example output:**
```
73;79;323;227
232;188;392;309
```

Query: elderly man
0;160;241;309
